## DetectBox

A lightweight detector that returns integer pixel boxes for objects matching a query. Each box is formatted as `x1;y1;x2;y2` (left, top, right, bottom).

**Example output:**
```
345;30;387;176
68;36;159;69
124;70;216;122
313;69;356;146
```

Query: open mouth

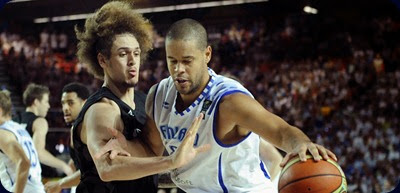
175;77;188;84
177;80;187;84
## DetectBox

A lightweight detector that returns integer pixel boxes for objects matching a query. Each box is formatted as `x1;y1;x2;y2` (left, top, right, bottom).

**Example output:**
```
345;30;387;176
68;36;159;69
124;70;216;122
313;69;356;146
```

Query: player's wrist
58;178;65;188
165;155;176;170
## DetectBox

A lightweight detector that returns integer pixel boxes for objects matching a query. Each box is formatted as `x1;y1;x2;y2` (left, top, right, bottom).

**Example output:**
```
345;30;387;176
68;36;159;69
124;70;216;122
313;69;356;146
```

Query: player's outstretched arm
0;129;30;193
44;170;80;193
32;118;73;175
218;93;336;166
87;101;209;181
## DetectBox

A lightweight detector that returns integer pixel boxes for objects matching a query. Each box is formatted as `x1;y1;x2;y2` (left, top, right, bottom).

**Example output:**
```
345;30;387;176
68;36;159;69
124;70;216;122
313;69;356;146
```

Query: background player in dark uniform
71;2;209;193
13;83;73;177
45;82;90;193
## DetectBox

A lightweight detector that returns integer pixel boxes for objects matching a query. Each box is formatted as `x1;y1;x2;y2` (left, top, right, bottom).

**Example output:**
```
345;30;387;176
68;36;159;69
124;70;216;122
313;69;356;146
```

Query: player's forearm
281;125;311;152
59;170;81;188
37;149;68;169
14;158;30;193
68;159;76;172
95;155;173;182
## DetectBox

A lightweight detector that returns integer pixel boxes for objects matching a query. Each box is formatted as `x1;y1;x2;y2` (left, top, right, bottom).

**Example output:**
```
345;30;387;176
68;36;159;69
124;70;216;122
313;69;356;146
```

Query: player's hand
280;142;337;167
44;180;61;193
171;113;211;168
95;127;131;160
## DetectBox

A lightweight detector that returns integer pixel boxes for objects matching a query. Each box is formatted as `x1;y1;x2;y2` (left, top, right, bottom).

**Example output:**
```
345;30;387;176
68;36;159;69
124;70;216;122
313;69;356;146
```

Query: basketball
278;155;347;193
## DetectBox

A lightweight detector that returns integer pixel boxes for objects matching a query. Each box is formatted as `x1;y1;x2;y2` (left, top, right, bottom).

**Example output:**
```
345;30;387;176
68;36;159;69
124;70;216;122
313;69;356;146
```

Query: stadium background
1;0;399;192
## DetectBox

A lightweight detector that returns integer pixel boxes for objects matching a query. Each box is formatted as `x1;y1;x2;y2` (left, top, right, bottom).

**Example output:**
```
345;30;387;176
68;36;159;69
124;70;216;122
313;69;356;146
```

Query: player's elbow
36;148;46;158
95;159;117;182
97;167;115;182
18;156;30;172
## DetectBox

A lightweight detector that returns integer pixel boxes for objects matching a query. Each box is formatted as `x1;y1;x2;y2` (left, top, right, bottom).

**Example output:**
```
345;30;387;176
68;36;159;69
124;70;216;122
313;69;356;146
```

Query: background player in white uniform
142;18;337;192
0;90;45;193
13;83;73;176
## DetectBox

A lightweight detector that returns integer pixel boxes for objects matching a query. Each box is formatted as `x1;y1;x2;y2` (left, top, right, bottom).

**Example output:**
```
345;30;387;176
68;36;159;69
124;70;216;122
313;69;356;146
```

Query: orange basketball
278;155;347;193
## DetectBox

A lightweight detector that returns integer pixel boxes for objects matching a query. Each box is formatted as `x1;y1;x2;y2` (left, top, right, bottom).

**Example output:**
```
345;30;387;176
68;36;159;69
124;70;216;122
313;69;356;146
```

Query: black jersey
72;87;157;193
12;111;37;136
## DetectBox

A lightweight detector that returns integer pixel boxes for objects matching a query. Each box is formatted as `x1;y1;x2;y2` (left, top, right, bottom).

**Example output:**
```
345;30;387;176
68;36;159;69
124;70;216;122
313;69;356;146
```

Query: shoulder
146;84;159;118
156;77;173;93
0;129;17;146
217;92;261;123
219;92;252;111
86;98;119;118
32;117;48;130
208;75;252;103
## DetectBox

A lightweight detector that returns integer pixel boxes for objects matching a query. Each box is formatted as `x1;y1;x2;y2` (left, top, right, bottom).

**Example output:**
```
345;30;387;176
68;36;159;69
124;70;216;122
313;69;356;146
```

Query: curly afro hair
75;1;153;79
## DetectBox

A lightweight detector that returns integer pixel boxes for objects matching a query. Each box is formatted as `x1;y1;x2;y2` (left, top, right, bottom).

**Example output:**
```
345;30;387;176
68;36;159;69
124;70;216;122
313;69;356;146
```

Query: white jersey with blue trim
153;69;275;193
0;120;44;193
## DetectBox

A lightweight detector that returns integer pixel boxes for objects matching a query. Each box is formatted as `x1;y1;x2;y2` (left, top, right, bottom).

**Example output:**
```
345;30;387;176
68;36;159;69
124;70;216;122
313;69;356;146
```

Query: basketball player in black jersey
45;82;90;193
13;83;73;177
71;2;209;193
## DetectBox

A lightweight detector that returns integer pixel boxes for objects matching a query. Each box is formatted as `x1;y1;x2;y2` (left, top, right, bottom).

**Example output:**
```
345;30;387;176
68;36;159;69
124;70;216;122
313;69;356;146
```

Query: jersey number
23;141;38;167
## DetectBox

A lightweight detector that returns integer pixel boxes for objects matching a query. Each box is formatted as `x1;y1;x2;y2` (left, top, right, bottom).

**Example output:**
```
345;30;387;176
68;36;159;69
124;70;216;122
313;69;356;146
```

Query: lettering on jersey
160;125;199;153
162;101;170;109
16;129;31;138
172;169;193;186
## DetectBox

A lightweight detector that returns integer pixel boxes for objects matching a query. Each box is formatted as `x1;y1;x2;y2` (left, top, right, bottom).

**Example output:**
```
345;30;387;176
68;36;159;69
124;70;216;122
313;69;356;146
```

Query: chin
123;81;137;88
177;88;191;95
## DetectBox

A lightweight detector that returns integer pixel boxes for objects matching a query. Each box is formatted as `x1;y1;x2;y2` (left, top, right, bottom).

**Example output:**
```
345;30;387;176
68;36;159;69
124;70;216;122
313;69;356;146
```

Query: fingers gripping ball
278;155;347;193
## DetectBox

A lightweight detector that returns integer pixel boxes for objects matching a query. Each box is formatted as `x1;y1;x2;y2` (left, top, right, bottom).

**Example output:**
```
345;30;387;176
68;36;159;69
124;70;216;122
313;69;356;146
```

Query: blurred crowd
1;12;399;192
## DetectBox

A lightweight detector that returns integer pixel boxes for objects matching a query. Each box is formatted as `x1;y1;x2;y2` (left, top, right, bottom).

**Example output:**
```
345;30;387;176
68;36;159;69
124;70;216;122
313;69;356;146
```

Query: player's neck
26;106;39;116
0;116;11;125
103;81;135;109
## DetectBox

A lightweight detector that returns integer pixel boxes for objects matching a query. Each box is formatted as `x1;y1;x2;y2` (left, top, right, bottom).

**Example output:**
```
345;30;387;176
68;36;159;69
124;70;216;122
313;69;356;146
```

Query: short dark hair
23;83;50;106
166;18;208;50
62;82;90;100
0;90;12;116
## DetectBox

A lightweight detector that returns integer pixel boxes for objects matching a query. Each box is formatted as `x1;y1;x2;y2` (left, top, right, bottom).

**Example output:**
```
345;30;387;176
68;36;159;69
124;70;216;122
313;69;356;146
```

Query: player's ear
205;45;212;64
33;98;40;106
97;53;108;68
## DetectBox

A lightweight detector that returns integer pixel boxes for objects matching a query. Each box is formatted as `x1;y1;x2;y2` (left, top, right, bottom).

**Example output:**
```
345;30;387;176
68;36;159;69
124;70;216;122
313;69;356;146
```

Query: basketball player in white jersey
101;18;337;192
0;90;45;193
146;19;336;192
